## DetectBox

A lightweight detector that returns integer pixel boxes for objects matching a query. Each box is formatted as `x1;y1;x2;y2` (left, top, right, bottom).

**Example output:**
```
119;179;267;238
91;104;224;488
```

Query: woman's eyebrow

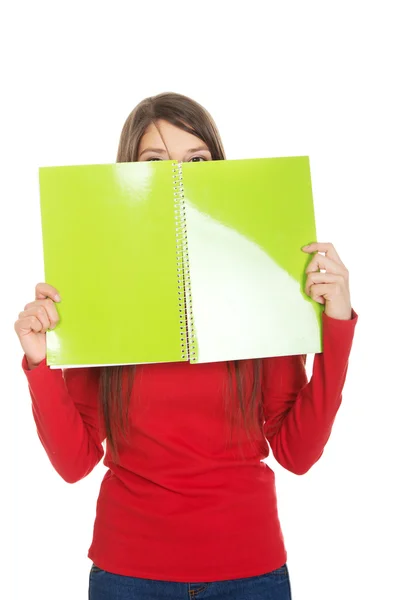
138;147;169;157
186;146;210;153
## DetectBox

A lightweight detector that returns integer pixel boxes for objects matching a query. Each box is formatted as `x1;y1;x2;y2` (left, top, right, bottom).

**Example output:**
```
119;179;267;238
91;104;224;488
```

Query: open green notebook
39;156;323;368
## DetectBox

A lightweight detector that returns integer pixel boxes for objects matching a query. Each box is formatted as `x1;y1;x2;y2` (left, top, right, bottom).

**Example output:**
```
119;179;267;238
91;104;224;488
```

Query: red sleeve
21;355;105;483
262;308;358;475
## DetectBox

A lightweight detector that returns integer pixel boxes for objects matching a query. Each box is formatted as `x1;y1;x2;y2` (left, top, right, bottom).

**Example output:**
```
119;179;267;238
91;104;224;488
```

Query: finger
16;315;44;335
19;306;51;332
302;242;344;265
305;253;348;276
23;298;60;329
309;283;327;304
35;282;61;302
309;282;340;304
305;272;344;296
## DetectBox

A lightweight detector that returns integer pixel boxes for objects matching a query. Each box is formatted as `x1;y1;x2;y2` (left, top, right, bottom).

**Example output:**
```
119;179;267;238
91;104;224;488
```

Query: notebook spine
172;162;196;362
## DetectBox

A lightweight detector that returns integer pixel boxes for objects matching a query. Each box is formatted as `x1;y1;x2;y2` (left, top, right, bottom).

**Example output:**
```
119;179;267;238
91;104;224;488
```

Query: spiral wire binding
172;162;197;362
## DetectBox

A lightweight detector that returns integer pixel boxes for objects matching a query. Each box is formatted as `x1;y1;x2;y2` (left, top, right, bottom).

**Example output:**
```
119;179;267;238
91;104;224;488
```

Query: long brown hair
99;92;267;464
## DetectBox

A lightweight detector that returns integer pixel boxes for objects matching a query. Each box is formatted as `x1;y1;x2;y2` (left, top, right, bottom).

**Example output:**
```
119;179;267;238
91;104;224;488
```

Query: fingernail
54;294;61;302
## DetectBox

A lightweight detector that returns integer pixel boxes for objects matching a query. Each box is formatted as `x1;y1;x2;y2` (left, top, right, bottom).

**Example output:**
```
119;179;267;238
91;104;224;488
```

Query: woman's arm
22;356;105;483
263;308;358;475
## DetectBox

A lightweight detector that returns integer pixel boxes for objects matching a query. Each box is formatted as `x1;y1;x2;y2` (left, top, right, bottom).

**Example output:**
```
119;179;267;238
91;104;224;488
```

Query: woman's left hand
302;242;352;320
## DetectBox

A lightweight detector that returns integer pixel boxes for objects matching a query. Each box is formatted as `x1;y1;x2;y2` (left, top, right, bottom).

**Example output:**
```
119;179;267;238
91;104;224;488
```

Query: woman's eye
147;157;162;162
190;156;206;162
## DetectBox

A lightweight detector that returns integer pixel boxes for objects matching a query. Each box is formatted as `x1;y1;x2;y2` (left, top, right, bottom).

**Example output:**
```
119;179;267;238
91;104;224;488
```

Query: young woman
15;92;358;600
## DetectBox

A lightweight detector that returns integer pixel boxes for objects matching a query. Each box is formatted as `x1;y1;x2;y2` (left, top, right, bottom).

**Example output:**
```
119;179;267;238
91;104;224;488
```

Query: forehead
139;120;205;150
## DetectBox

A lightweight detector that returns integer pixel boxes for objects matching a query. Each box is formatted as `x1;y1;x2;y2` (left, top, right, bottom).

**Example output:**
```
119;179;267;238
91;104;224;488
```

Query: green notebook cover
38;156;323;368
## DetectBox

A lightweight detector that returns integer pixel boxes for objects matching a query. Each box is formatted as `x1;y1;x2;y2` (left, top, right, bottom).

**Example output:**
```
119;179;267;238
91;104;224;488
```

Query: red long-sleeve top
22;309;357;582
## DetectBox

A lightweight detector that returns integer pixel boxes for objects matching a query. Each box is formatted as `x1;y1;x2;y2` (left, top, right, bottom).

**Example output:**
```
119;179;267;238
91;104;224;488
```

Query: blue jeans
88;562;292;599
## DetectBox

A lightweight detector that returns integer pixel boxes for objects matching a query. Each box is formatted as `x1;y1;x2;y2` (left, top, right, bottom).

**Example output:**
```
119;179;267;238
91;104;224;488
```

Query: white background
2;1;399;598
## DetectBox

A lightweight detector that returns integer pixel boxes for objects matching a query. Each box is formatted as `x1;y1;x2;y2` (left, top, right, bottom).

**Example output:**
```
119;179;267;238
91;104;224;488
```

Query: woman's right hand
14;283;61;369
